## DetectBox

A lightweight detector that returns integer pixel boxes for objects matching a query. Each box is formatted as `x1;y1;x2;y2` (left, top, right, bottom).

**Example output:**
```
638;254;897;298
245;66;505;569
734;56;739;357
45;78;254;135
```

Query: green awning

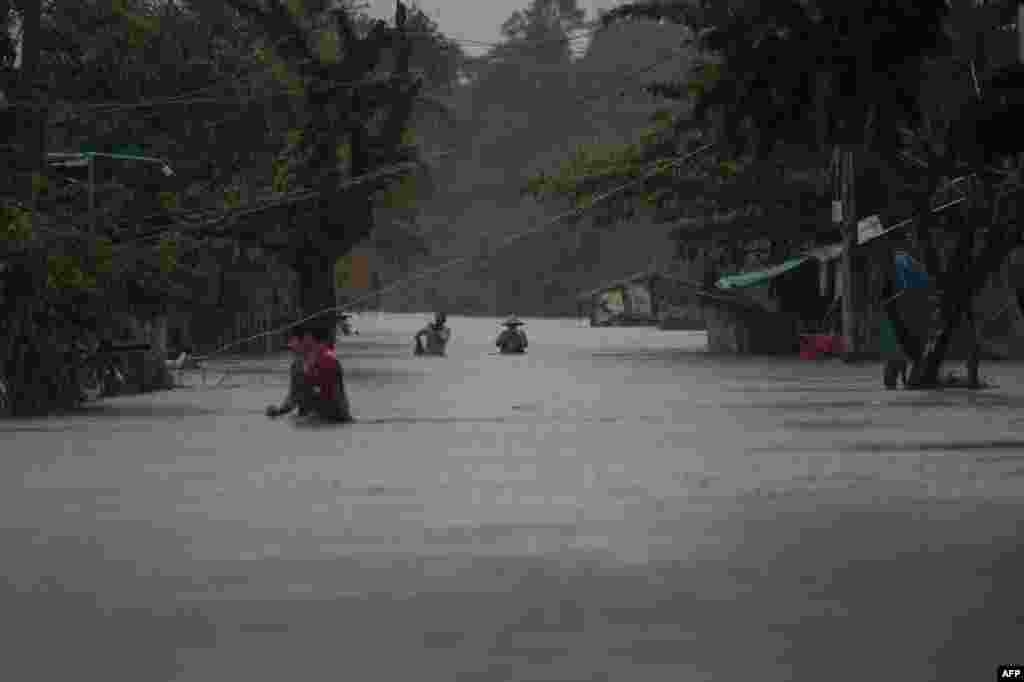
716;256;811;290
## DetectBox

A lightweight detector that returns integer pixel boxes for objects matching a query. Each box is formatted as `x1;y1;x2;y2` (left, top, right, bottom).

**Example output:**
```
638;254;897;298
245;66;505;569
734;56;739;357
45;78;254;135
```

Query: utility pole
834;146;858;358
87;152;95;233
1019;0;1024;63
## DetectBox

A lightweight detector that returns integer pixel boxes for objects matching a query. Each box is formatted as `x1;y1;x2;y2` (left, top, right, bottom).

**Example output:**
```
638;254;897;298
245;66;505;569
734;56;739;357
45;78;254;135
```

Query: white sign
857;214;884;244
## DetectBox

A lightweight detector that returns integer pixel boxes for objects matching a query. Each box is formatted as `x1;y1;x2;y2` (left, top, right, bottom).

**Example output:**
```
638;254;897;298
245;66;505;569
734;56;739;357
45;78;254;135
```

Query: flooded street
2;314;1022;681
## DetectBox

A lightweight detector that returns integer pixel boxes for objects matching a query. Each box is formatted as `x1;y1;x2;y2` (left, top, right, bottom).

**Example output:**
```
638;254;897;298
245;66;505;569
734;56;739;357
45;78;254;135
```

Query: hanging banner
857;214;885;244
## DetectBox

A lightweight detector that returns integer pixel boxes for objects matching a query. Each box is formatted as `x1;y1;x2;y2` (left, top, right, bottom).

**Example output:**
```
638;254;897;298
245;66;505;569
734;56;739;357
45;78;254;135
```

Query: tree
218;0;430;340
530;0;1024;384
2;1;275;414
894;0;1024;386
604;0;954;354
402;0;592;314
525;12;843;274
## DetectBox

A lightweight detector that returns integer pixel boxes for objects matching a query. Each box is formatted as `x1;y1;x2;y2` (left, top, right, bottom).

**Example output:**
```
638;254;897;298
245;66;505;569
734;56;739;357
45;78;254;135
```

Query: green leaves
336;142;351;163
317;29;340;64
120;11;160;49
718;160;740;177
46;254;96;291
94;238;114;275
268;57;305;97
158;192;179;210
30;173;49;199
574;193;595;210
258;44;306;97
334;254;353;290
378;174;418;209
158;236;179;274
223;187;242;209
0;205;34;243
285;0;305;20
696;62;721;87
651;158;677;177
272;158;292;193
649;109;675;129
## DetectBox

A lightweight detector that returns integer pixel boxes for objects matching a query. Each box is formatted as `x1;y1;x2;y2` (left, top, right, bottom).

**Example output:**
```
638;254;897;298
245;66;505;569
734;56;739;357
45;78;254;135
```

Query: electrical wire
36;20;679;120
190;143;717;362
573;47;690;105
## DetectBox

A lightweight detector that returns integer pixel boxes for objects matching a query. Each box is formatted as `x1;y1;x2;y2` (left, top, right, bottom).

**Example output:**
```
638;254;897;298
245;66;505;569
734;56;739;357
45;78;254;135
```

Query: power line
0;148;455;254
416;23;601;50
40;48;689;127
106;148;458;249
573;47;690;106
29;23;602;115
34;21;649;120
191;143;717;361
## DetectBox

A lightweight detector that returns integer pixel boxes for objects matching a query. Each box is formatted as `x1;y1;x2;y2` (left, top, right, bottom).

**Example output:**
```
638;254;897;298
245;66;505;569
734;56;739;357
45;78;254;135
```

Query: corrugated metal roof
716;256;811;289
576;271;658;300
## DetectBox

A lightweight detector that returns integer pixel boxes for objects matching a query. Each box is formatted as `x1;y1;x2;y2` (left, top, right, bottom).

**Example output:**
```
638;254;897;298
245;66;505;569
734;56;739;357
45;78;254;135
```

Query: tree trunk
909;290;966;387
965;306;981;387
297;242;339;346
150;314;171;389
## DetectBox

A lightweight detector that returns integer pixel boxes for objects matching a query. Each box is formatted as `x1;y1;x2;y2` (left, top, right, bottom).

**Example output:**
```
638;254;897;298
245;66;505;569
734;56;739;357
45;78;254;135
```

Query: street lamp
47;151;176;233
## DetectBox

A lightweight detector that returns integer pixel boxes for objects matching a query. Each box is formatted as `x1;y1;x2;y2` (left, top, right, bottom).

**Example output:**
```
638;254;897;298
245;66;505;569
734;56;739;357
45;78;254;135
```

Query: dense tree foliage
528;0;1024;384
0;0;461;415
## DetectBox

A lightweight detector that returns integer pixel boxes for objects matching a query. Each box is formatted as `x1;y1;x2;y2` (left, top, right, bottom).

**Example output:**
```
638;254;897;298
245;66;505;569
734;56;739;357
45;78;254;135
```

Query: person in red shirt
300;323;353;423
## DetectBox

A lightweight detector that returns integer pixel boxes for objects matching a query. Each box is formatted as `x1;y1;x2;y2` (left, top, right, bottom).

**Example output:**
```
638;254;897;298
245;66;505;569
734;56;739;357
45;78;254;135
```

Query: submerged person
266;323;352;422
496;316;528;354
302;323;353;422
414;312;451;356
339;313;356;336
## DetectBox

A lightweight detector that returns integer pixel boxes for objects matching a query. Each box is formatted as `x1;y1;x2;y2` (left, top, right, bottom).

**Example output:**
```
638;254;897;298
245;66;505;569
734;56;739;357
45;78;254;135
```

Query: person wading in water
414;312;451;356
267;320;352;422
495;316;528;354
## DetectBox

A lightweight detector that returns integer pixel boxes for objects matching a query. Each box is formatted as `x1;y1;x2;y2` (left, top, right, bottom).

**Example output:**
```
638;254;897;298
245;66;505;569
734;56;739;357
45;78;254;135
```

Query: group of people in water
414;312;527;356
265;312;526;423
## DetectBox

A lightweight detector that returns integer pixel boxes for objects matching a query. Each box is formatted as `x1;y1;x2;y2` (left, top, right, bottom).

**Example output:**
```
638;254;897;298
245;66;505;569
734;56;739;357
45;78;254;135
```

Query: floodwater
1;313;1022;681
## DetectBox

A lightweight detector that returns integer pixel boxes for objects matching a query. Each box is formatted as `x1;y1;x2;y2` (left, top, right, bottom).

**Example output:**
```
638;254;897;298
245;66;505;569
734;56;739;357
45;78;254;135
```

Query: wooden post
153;313;169;388
1018;0;1024;63
265;310;273;354
836;146;859;358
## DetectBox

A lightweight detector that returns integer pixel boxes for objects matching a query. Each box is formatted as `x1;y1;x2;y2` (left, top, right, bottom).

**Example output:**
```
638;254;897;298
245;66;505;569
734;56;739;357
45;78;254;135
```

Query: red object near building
799;333;846;360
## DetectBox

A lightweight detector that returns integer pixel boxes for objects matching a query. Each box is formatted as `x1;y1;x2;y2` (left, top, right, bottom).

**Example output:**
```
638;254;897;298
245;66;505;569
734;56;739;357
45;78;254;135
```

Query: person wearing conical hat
496;316;527;354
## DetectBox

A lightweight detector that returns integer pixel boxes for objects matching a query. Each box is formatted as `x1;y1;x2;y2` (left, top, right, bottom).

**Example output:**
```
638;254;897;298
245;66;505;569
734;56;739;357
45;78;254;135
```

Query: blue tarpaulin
894;252;931;291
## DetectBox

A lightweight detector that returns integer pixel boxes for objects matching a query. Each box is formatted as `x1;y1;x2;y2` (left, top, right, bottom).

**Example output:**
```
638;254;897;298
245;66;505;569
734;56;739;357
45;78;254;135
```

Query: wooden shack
576;272;661;327
576;271;706;328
